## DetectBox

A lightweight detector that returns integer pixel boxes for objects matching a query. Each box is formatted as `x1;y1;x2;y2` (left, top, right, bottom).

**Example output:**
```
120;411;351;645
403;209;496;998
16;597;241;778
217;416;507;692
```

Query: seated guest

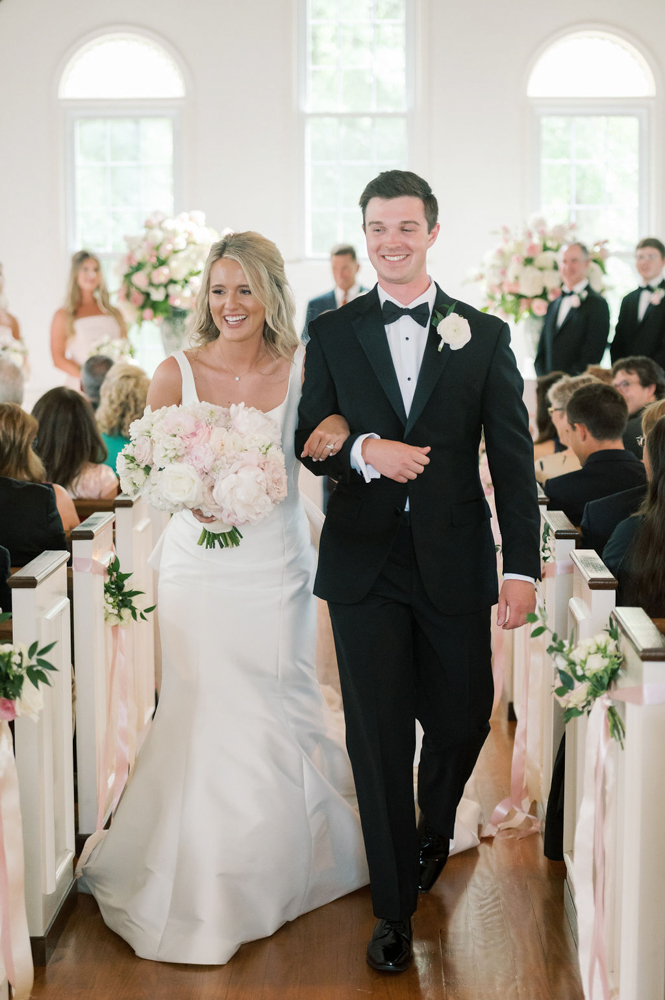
603;414;665;616
96;362;150;472
610;238;665;369
535;373;599;484
544;382;647;526
580;398;665;553
32;387;117;500
533;371;566;460
535;242;610;376
0;356;24;405
0;544;10;613
584;364;613;384
0;404;70;562
302;244;367;343
81;354;114;411
610;355;665;457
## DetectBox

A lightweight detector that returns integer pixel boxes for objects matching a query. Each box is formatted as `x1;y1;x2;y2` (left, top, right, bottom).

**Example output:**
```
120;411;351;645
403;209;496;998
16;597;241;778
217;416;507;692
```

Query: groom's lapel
404;285;454;436
351;288;407;425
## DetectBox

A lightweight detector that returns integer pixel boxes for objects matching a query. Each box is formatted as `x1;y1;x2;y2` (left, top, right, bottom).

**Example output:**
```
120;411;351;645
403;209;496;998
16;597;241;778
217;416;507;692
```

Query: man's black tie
640;285;655;294
560;289;574;297
381;300;430;327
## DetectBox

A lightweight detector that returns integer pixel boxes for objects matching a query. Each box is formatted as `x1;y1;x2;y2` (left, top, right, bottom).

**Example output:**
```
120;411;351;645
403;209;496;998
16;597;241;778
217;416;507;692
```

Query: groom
296;170;540;972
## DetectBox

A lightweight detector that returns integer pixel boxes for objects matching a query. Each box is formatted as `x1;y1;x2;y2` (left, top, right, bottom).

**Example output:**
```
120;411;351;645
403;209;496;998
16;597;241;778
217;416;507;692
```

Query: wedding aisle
32;717;583;1000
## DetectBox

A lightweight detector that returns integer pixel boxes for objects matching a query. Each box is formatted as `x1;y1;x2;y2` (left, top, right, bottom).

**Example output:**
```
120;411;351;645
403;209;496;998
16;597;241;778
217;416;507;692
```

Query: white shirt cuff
350;433;381;483
504;573;536;584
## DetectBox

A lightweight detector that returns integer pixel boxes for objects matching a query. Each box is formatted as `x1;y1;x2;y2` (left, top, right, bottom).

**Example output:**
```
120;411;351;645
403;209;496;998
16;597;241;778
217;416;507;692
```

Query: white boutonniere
567;289;588;310
650;288;665;307
432;301;472;352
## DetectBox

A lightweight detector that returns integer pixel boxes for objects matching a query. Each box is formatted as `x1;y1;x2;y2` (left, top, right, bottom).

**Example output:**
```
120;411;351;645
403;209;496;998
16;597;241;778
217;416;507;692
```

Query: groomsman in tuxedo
610;238;665;368
296;170;540;973
301;243;367;343
534;243;610;376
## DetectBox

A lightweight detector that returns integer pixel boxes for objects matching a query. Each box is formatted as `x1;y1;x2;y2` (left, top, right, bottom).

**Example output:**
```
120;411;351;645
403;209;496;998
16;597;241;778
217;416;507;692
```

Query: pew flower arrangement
0;613;57;722
527;607;625;745
474;218;609;324
118;401;288;550
103;557;155;627
541;521;555;564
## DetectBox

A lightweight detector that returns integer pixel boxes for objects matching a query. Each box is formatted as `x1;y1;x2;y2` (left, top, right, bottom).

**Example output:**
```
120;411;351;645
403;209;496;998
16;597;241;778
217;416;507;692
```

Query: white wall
1;0;663;393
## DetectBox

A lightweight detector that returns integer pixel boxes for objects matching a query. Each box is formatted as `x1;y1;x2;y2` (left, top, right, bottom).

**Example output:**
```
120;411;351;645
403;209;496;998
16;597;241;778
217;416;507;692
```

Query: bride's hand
301;414;350;461
191;509;218;524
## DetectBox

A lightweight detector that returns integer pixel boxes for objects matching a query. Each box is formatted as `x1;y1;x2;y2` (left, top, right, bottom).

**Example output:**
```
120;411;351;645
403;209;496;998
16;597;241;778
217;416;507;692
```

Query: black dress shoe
418;816;450;893
366;918;413;972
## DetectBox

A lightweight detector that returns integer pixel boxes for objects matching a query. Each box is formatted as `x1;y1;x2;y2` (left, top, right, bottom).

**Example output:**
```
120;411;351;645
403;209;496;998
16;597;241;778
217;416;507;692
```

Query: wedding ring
325;443;335;450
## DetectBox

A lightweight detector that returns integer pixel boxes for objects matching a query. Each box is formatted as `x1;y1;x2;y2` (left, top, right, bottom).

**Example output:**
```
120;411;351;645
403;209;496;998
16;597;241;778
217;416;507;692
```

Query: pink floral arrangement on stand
474;217;609;324
116;211;218;327
117;402;288;549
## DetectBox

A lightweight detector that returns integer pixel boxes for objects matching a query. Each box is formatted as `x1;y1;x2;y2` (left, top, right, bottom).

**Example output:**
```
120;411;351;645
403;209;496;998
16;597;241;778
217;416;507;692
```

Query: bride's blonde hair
191;232;299;361
64;251;124;340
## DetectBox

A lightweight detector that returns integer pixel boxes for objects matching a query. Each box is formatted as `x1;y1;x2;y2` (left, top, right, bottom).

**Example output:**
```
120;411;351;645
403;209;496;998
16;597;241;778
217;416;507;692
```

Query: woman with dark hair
533;370;566;459
603;413;665;616
32;387;118;500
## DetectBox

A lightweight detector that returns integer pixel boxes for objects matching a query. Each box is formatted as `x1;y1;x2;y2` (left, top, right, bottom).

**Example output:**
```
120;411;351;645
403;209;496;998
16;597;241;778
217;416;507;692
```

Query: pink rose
142;308;154;321
188;443;215;474
548;288;562;301
131;270;150;291
0;698;17;721
526;243;542;257
184;422;212;448
130;290;143;306
650;289;664;306
503;281;520;295
531;298;548;317
151;266;170;285
134;437;153;466
511;254;524;266
168;295;181;308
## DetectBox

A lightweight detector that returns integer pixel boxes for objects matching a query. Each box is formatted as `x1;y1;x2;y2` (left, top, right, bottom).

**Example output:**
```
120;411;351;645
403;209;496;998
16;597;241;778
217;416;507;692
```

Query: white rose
17;678;44;721
518;265;546;298
585;653;608;676
133;437;153;466
436;313;472;352
120;607;133;626
212;465;272;525
587;260;604;293
566;682;591;710
541;268;561;291
105;612;121;627
158;463;204;508
229;403;281;446
168;253;193;281
534;251;558;270
149;286;167;302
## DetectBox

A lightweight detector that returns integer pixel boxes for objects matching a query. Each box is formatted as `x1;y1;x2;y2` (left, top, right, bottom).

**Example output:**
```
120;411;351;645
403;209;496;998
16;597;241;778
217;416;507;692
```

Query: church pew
73;497;116;522
562;551;617;939
71;513;116;838
113;494;156;753
9;550;76;963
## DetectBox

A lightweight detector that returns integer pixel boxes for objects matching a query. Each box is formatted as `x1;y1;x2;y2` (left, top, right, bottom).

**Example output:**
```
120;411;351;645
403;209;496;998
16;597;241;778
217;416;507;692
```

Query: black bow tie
561;289;574;297
381;300;430;327
641;285;656;293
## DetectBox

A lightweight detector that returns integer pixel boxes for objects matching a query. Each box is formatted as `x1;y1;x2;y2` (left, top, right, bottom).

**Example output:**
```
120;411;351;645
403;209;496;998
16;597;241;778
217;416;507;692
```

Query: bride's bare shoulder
147;355;183;408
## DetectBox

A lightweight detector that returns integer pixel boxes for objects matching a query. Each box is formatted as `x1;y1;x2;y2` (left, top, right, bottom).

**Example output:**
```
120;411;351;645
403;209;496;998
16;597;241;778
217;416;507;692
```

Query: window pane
310;67;339;111
376;0;404;18
111;166;141;208
77;119;108;162
342;68;374;111
140;118;173;162
342;24;373;68
341;0;372;19
311;212;338;255
528;32;654;97
374;117;407;160
60;34;185;99
541;163;570;207
311;23;339;67
310;117;339;161
77;166;107;210
79;210;110;251
310;0;337;20
110;119;140;162
341;117;372;161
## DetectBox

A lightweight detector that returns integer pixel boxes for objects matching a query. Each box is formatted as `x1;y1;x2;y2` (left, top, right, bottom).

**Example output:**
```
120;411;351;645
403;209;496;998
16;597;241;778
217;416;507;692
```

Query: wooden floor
33;717;583;1000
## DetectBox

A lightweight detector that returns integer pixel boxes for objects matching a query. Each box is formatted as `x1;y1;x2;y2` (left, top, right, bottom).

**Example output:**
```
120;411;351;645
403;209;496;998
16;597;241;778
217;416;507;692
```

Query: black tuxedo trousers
328;514;493;920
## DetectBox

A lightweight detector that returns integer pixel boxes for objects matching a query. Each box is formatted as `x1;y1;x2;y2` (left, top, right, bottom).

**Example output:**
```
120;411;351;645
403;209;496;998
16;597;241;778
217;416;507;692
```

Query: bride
81;231;368;964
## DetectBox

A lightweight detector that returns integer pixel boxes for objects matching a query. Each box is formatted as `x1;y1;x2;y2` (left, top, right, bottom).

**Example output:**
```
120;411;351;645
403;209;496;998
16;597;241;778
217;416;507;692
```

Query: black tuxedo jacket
302;288;369;342
0;476;67;567
610;280;665;367
534;288;610;376
544;450;646;527
578;484;646;555
296;284;541;615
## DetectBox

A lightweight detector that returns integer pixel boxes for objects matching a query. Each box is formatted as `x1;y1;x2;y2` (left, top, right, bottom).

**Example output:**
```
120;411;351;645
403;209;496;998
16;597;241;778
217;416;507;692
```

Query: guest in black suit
610;355;665;457
603;414;665;615
579;485;646;554
0;544;10;613
610;238;665;368
544;382;646;526
302;244;367;342
534;242;610;376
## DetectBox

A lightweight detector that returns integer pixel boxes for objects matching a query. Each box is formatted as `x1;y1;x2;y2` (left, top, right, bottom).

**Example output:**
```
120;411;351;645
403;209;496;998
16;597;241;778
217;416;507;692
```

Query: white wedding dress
81;346;369;964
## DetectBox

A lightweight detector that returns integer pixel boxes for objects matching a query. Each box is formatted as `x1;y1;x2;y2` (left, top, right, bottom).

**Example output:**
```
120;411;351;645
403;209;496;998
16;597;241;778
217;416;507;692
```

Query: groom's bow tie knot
561;289;574;297
381;301;430;327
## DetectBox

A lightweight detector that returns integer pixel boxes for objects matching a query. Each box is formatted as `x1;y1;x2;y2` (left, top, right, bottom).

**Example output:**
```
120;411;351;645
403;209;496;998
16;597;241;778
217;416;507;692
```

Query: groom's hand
497;579;536;630
362;439;431;483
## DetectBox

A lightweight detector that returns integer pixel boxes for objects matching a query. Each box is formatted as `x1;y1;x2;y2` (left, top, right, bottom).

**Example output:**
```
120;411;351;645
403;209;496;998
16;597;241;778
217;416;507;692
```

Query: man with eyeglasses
611;355;665;457
610;238;665;368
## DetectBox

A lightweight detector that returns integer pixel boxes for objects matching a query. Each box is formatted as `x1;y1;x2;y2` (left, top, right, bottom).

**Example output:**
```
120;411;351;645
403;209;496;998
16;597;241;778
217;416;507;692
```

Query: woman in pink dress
50;251;127;391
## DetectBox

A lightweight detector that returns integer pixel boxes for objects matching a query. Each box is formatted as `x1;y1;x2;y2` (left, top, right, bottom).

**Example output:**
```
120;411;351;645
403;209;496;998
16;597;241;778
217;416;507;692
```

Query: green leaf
28;640;38;659
558;670;575;690
554;686;569;697
36;659;57;670
530;626;546;637
525;613;538;623
37;642;57;656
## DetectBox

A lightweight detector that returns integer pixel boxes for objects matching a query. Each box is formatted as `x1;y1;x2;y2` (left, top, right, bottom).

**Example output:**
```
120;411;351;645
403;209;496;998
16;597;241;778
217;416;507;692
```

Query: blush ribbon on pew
0;721;33;1000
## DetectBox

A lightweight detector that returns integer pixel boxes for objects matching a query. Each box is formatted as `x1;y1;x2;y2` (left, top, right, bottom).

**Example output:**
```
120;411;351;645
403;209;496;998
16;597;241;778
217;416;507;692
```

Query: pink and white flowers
117;401;287;549
117;211;218;327
0;620;57;723
474;217;609;325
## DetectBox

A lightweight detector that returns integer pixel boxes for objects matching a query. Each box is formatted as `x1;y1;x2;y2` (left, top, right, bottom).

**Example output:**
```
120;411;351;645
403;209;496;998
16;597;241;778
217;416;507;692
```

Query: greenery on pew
103;557;156;628
0;613;58;722
527;607;626;746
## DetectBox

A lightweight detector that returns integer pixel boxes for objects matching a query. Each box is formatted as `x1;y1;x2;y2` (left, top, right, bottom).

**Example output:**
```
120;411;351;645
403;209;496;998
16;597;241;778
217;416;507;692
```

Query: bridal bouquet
87;338;134;363
474;217;609;324
116;211;218;326
117;402;287;549
0;333;28;372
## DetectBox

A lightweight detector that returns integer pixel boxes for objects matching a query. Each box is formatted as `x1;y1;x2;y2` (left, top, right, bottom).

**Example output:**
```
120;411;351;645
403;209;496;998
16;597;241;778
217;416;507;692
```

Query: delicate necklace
218;351;267;382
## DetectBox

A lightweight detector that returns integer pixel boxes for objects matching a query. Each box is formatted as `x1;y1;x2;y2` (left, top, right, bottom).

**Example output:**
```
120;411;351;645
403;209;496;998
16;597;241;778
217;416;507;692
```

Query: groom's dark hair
359;171;438;232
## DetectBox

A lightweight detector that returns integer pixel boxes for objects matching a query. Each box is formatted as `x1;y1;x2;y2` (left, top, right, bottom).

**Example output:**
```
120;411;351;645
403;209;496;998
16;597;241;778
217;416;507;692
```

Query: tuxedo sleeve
301;300;317;344
579;295;610;370
610;297;631;364
482;322;541;579
295;326;360;483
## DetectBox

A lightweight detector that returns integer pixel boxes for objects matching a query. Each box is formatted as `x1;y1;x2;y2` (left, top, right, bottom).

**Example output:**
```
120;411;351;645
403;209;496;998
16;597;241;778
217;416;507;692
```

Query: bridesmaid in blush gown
80;232;368;964
50;251;127;391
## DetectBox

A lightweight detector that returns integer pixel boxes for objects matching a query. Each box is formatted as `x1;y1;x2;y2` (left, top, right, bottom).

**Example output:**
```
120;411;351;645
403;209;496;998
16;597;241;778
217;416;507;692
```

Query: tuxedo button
394;506;403;516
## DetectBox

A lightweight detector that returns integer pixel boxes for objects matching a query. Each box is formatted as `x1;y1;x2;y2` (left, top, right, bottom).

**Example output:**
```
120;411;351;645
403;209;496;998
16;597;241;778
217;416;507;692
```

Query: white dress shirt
348;280;534;585
556;278;589;328
334;282;362;308
637;281;662;322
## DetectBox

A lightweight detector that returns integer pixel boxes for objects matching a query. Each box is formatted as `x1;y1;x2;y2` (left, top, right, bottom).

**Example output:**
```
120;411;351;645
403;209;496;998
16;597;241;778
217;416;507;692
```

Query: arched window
60;32;185;273
529;30;655;312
